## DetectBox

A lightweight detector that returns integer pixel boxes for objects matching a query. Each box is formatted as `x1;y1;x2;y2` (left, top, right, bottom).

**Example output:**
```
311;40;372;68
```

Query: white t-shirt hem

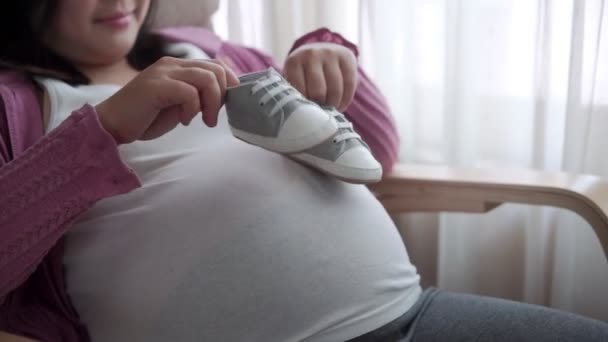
303;285;423;342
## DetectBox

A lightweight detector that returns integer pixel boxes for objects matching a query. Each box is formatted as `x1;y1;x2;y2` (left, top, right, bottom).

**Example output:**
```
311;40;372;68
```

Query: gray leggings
347;288;608;342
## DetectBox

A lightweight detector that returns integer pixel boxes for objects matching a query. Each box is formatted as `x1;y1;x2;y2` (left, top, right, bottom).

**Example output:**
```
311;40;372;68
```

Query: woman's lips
94;10;134;29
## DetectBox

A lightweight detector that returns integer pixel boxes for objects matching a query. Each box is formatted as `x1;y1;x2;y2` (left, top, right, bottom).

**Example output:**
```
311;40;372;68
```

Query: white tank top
37;43;421;342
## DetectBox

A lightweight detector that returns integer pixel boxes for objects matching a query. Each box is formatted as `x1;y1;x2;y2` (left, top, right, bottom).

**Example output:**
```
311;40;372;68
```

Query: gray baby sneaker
289;107;382;184
225;68;338;153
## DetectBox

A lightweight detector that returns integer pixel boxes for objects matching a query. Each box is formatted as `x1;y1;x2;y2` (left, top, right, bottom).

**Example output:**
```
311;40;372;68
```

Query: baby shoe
225;68;338;153
289;107;383;184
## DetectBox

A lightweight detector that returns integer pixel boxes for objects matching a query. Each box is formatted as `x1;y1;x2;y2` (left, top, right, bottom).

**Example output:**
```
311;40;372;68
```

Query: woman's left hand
283;42;357;112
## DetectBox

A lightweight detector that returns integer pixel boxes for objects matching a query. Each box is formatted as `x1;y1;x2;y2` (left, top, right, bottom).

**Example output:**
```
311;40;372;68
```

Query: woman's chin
91;30;140;60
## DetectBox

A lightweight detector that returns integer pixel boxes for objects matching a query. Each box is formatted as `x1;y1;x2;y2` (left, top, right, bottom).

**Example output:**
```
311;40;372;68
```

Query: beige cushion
152;0;219;29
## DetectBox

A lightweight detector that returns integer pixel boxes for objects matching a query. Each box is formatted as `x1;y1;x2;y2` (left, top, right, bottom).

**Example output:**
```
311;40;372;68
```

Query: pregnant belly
63;140;420;342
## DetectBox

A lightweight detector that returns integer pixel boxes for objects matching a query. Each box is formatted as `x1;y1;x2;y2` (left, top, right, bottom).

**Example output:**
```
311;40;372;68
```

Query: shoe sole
230;117;338;153
289;153;383;184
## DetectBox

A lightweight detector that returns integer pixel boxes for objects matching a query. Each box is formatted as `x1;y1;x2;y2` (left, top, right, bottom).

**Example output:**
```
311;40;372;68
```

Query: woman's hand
283;42;357;112
96;57;239;144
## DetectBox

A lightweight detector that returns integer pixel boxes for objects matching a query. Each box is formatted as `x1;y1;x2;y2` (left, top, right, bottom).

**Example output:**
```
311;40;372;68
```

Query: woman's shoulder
0;68;32;86
0;68;42;110
0;68;42;117
0;69;41;105
0;68;45;155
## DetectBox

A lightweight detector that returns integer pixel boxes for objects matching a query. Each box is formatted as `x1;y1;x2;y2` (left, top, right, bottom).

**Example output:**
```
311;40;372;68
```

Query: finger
284;58;307;97
338;57;358;111
177;58;240;91
200;79;222;127
154;77;200;125
170;68;222;127
141;106;182;140
179;59;227;99
174;83;201;125
323;59;343;109
303;60;327;105
163;72;202;124
208;58;240;87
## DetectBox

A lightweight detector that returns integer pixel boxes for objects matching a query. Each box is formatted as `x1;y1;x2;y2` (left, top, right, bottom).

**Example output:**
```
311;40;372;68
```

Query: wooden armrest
370;163;608;261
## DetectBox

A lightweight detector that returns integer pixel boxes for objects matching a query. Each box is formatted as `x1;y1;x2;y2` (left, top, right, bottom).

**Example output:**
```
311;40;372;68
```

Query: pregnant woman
1;1;607;341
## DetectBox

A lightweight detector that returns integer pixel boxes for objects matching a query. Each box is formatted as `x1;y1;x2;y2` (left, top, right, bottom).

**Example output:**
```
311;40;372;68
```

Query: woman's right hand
96;57;239;144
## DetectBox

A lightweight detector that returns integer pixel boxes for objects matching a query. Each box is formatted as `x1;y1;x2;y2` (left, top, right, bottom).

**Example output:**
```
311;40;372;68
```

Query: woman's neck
78;59;139;86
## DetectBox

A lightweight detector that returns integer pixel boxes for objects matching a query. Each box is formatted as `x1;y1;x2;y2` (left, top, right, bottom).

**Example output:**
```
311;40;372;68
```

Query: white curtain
212;0;608;321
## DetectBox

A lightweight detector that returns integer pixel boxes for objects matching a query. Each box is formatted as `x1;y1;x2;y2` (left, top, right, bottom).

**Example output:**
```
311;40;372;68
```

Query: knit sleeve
0;104;141;300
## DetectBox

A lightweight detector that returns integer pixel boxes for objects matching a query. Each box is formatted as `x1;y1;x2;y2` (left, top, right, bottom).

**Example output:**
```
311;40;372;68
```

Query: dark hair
0;0;166;85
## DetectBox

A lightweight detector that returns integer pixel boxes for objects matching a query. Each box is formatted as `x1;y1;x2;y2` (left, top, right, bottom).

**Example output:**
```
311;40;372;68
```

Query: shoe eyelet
259;102;264;106
332;139;337;144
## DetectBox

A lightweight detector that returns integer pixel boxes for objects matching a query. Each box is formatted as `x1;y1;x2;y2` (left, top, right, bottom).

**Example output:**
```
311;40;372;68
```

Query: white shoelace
250;75;302;117
332;112;361;143
250;76;360;144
